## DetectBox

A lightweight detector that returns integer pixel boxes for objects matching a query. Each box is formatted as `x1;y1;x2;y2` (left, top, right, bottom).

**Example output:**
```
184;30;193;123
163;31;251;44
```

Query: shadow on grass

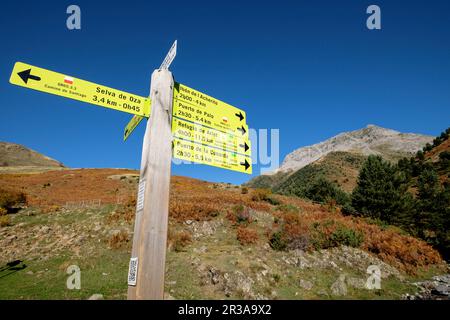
0;260;27;279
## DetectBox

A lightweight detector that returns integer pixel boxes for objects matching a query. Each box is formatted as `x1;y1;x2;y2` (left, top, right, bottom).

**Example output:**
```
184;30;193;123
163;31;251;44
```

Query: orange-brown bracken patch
0;169;444;274
0;169;137;207
236;226;259;245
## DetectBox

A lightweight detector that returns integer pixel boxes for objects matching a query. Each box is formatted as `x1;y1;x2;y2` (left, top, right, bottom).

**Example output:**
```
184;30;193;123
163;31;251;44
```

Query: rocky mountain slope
274;125;432;174
247;125;433;191
0;142;65;170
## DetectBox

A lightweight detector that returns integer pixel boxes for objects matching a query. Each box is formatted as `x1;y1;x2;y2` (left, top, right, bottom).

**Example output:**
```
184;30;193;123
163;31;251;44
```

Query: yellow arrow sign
173;138;252;174
173;83;248;138
9;62;151;117
124;114;146;141
172;118;251;155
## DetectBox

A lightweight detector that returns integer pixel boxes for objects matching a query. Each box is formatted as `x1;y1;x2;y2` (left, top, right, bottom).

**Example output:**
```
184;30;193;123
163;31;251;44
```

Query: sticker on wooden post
136;179;146;212
128;257;139;286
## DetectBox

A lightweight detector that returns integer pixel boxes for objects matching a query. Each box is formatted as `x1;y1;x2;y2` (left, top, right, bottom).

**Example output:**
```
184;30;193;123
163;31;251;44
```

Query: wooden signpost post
9;40;252;300
127;69;174;299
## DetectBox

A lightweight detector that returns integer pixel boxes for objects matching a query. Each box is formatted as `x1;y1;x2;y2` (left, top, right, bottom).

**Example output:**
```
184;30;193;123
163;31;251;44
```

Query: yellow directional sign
9;62;151;117
173;83;248;138
172;118;250;155
173;138;252;174
124;114;146;141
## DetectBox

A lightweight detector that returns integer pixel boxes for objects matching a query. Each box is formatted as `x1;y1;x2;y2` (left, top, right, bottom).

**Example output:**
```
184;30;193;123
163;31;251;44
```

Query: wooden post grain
127;69;174;300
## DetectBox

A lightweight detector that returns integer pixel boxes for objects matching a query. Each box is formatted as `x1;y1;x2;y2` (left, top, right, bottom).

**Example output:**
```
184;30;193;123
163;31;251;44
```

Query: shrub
361;223;443;274
0;188;26;211
236;226;258;245
439;151;450;168
269;231;287;251
227;205;251;225
282;221;310;250
276;204;299;214
0;207;7;216
309;221;364;249
108;230;129;249
251;188;272;202
423;143;433;153
170;198;221;222
241;187;249;194
265;195;282;206
305;177;350;206
363;217;390;229
329;227;364;248
41;205;61;214
118;195;137;222
439;151;450;160
107;196;137;224
341;203;357;216
0;215;10;227
172;231;192;252
269;213;310;251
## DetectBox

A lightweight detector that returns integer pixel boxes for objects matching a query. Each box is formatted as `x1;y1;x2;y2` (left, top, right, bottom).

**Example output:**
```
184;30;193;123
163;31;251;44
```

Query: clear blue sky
1;1;449;184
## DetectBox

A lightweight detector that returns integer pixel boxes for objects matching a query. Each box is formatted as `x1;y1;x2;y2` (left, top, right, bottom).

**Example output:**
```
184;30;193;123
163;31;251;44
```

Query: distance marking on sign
171;117;251;155
173;83;248;137
173;138;252;174
10;62;151;117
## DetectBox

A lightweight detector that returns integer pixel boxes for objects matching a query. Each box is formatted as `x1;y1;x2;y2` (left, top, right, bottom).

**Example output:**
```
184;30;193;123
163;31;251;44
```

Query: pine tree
304;177;350;206
417;166;450;256
351;155;414;225
416;167;439;240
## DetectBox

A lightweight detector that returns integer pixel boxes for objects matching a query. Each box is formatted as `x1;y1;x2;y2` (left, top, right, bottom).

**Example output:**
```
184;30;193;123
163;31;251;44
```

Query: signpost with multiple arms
8;40;252;299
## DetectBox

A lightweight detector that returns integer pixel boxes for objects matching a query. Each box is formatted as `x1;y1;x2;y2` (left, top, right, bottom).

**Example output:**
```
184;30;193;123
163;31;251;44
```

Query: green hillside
274;152;366;194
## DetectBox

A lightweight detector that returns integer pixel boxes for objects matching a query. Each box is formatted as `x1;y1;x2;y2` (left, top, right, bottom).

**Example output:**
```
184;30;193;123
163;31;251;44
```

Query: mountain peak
269;126;433;174
366;124;384;129
0;142;65;168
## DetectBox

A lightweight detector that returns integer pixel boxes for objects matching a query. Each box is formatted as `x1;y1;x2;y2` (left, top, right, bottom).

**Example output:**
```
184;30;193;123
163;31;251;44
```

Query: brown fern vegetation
0;188;26;211
236;226;259;245
0;169;136;207
226;205;252;225
40;205;61;214
168;230;192;252
107;194;136;224
269;208;442;274
0;188;26;227
0;169;445;274
0;205;7;227
108;230;130;249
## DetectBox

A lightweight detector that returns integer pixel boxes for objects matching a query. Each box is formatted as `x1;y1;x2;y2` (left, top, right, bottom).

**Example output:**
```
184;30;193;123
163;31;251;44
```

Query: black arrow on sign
237;125;246;136
235;112;244;121
18;69;41;84
239;142;249;152
240;159;250;171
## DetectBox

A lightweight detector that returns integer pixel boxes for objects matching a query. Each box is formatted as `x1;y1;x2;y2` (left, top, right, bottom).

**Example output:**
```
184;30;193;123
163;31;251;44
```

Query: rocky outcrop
270;125;432;174
404;273;450;300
